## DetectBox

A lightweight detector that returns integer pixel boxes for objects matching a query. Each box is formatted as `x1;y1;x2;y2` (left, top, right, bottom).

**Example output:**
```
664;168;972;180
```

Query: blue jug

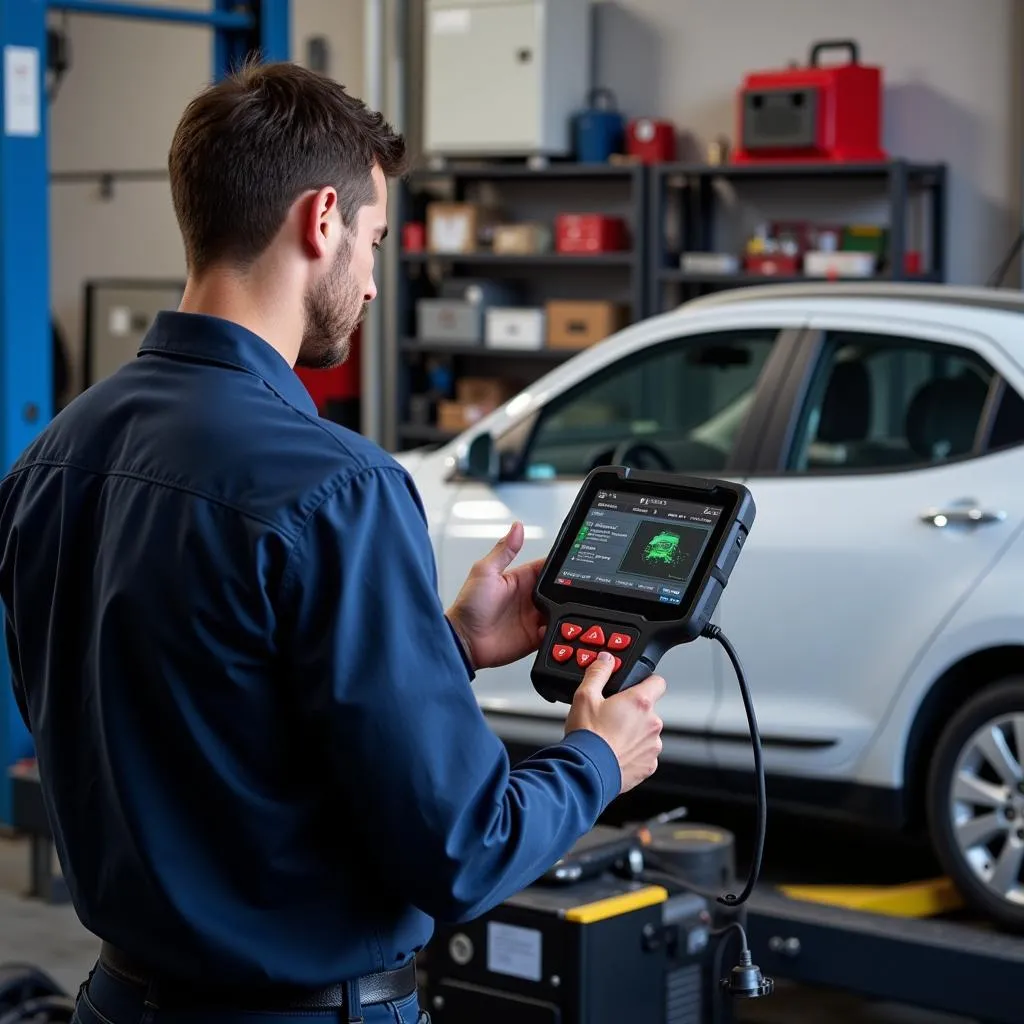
573;88;625;164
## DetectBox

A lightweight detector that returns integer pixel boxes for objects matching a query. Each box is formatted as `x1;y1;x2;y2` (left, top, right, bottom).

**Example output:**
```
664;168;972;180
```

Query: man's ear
303;186;338;259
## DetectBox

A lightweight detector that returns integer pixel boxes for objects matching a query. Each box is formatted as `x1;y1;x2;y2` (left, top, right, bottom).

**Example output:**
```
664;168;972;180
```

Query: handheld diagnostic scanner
531;467;756;704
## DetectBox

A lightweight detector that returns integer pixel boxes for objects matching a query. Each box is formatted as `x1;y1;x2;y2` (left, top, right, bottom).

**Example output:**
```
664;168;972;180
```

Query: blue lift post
0;0;290;826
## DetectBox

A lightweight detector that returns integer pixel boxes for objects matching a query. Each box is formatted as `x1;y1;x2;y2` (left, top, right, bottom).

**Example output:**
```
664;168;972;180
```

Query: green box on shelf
842;225;888;255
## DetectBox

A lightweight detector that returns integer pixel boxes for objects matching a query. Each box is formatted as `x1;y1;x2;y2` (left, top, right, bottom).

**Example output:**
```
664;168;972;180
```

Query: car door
710;314;1024;780
438;324;797;764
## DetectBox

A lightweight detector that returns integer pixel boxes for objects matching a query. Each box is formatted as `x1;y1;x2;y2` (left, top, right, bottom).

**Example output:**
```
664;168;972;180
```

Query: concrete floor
0;826;977;1023
0;835;98;995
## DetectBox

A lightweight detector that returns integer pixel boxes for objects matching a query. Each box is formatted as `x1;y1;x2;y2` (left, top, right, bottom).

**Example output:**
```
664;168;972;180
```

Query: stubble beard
296;241;366;371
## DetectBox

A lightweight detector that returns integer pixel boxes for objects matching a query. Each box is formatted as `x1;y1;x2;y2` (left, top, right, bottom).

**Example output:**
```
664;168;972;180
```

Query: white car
396;281;1024;930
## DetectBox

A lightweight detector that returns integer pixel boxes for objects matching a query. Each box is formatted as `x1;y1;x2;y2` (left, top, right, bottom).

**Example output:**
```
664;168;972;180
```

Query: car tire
927;678;1024;931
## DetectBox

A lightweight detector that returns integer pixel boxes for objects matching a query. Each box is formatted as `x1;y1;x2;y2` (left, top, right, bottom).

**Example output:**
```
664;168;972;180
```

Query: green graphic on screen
643;531;682;567
555;499;716;605
616;519;705;588
569;523;591;560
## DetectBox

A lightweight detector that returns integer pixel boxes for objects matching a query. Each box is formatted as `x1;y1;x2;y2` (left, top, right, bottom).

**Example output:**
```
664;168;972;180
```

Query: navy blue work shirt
0;312;621;988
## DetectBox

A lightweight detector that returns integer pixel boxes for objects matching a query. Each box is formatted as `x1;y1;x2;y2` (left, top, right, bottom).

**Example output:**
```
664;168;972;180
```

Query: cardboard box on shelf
546;300;629;349
426;202;500;254
437;400;496;433
492;223;552;255
456;377;516;408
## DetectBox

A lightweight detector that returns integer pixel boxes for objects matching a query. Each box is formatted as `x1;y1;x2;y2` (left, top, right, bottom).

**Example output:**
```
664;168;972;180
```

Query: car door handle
920;504;1007;528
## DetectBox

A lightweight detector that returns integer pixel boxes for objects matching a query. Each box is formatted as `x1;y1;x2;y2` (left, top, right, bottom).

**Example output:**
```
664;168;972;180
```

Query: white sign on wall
4;45;41;138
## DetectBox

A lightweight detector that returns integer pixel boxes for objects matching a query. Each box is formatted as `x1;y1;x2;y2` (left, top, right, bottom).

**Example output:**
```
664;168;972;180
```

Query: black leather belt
98;942;417;1011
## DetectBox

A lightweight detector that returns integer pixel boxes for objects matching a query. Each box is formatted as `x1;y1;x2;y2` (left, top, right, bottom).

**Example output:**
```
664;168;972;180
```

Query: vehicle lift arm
0;0;290;825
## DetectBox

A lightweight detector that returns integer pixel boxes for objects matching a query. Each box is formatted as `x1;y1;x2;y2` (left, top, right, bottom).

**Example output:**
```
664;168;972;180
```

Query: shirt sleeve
280;464;622;923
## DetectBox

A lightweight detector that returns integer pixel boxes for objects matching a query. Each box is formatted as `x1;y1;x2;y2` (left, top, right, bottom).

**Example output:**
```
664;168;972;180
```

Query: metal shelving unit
393;162;648;450
401;251;635;268
648;160;948;313
391;158;950;449
398;339;573;362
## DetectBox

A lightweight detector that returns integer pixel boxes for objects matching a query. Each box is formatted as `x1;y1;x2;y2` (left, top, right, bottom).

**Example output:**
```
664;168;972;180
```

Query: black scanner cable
635;624;772;1003
639;624;765;908
702;623;766;909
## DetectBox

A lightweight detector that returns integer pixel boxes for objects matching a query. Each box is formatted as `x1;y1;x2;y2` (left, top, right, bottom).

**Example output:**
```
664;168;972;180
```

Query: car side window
520;329;781;479
787;330;1024;473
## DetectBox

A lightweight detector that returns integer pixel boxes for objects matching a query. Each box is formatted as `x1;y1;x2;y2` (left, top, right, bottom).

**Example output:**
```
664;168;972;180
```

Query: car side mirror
458;431;498;482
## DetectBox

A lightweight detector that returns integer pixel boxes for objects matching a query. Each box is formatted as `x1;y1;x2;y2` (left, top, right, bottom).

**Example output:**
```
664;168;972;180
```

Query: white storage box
485;307;546;349
803;250;877;278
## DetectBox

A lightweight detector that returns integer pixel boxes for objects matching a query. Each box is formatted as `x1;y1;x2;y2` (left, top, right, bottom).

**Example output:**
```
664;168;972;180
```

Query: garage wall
48;0;1024;392
583;0;1021;288
47;0;365;391
409;0;1021;289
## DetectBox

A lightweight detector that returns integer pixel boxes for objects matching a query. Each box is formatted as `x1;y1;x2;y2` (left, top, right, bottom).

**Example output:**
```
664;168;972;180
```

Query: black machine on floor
424;816;752;1024
0;964;74;1024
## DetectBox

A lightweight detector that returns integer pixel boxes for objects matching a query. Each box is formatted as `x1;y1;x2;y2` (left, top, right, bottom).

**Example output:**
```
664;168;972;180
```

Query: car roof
439;281;1024;454
682;281;1024;316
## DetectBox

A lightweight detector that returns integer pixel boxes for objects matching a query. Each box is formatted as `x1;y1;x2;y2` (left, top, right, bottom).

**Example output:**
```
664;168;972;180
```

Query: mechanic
0;62;666;1024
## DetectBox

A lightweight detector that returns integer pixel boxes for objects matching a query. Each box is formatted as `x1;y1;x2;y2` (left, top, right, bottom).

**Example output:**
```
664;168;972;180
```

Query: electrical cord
710;924;739;1024
46;16;71;104
636;864;731;908
620;625;766;909
630;624;773;1006
709;921;773;1020
986;227;1024;288
633;860;774;1008
700;623;766;908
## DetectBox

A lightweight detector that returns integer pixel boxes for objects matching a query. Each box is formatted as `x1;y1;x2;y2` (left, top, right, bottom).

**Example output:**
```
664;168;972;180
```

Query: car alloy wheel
928;679;1024;930
951;714;1024;893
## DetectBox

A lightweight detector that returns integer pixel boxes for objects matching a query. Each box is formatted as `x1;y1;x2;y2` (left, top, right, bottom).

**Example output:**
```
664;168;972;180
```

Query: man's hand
564;652;666;794
446;522;546;671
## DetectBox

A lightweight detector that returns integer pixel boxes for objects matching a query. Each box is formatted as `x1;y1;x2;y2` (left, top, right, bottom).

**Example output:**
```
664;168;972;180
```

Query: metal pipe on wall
362;0;409;450
361;0;385;443
1015;0;1024;289
48;0;252;29
381;0;408;453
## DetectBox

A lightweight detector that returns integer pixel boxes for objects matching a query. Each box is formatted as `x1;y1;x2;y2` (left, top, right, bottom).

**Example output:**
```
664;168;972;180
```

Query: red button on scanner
612;656;622;672
581;626;606;646
561;623;584;641
608;633;632;651
576;649;598;668
552;644;574;663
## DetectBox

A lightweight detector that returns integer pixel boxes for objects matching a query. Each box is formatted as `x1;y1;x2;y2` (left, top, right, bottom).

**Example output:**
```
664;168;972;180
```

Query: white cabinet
423;0;591;157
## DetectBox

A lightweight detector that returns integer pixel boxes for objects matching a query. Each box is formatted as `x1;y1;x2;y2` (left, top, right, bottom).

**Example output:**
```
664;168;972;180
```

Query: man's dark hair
168;60;408;275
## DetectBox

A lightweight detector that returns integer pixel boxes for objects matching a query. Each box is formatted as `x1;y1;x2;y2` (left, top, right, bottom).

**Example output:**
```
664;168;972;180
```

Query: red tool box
555;214;628;254
732;40;886;164
626;118;676;164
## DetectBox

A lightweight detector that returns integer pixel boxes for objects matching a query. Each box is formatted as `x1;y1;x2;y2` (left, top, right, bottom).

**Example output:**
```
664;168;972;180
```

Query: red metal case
555;214;628;254
732;40;886;164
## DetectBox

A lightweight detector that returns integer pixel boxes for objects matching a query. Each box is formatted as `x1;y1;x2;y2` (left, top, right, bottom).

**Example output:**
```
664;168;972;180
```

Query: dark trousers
74;961;430;1024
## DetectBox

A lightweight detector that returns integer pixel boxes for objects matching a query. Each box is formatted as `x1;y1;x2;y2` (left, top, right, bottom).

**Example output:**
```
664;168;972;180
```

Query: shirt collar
138;311;319;417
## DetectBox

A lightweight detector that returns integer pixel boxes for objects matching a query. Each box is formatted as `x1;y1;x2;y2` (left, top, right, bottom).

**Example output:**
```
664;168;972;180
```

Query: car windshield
525;330;776;477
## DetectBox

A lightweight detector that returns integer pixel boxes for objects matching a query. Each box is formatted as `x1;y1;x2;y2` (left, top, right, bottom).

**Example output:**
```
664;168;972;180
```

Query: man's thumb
577;651;615;698
479;521;524;573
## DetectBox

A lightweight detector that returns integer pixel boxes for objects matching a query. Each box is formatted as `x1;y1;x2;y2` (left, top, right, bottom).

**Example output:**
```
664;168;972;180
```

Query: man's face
297;165;388;370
